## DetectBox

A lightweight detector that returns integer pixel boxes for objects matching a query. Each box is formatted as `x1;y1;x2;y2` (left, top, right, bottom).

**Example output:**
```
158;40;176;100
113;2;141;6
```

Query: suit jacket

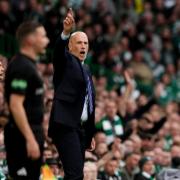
49;35;96;147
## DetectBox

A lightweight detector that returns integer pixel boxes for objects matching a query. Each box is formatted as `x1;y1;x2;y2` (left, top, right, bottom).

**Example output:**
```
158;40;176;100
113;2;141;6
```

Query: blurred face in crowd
170;122;180;137
126;154;140;172
113;150;122;162
153;148;164;165
105;101;117;119
142;160;154;174
156;13;166;26
149;109;162;122
141;138;154;151
49;164;60;176
84;162;97;180
124;140;134;154
171;145;180;158
158;121;170;138
161;73;171;85
94;142;108;158
161;152;171;167
97;90;108;102
128;119;138;134
126;100;137;114
108;90;118;101
94;132;106;144
172;135;180;146
130;135;142;153
169;113;180;123
138;116;154;130
134;50;143;62
0;0;10;14
104;159;118;176
166;102;179;114
43;149;53;162
137;94;148;106
68;31;89;61
0;150;6;160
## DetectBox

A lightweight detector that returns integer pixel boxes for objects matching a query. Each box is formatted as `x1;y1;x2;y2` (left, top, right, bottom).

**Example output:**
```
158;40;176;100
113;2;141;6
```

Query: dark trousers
51;123;86;180
4;123;44;180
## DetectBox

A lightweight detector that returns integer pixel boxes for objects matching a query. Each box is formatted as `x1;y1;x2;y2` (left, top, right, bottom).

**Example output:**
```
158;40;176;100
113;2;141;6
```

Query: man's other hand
26;138;40;160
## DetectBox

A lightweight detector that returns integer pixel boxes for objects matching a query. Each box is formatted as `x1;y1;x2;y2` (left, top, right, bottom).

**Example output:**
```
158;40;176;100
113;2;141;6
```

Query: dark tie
83;66;93;114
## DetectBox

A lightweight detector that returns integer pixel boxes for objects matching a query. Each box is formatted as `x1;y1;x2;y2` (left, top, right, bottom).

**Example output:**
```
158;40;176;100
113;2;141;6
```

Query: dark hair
139;156;152;170
124;152;140;161
16;21;42;45
45;158;62;168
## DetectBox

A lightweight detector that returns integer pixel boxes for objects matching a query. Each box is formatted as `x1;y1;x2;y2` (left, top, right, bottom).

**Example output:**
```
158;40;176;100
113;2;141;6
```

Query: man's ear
26;34;36;46
68;37;73;52
68;41;72;52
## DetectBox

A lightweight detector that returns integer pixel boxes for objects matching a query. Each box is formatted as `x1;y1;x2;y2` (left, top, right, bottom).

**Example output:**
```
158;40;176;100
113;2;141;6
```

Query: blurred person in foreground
48;8;96;180
4;21;49;179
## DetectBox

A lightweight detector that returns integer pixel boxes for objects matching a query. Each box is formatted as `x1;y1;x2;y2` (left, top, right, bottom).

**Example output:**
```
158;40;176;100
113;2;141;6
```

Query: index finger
67;8;74;17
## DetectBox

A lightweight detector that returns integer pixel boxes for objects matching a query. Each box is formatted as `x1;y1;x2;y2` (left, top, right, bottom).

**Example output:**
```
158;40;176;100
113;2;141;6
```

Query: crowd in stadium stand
0;0;180;179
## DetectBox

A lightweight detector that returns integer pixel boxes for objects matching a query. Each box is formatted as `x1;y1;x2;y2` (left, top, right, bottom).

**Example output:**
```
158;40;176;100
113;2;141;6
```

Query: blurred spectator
134;156;155;180
43;146;53;164
45;158;63;179
121;152;140;180
95;100;124;145
94;142;108;159
84;161;98;180
0;0;16;35
98;157;122;180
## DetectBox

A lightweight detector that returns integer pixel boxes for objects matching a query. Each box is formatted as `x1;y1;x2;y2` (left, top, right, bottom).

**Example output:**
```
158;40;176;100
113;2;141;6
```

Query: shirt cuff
61;32;70;40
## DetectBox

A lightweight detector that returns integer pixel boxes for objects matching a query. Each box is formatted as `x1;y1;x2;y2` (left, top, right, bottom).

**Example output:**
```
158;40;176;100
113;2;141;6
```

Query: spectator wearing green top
95;100;124;145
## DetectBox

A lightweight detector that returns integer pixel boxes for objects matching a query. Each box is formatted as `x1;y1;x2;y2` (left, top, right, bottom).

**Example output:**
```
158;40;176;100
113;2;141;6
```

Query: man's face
32;26;49;55
68;32;89;61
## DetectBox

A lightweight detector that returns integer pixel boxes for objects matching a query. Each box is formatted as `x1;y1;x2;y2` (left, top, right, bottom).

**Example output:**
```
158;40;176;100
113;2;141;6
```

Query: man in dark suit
48;9;96;180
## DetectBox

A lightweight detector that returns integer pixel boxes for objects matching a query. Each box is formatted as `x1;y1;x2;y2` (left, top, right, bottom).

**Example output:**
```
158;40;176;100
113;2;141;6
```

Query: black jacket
48;35;96;147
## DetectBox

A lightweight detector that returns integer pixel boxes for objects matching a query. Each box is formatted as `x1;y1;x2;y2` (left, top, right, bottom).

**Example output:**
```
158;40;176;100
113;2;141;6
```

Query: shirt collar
142;171;151;178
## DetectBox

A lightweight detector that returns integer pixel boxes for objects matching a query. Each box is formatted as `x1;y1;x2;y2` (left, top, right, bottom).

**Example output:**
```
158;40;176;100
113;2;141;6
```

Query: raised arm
63;8;75;36
118;70;134;117
53;8;75;73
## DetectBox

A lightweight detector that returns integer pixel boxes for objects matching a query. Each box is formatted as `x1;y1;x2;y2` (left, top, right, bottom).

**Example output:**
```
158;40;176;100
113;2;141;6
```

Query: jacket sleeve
53;35;68;72
52;35;69;87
